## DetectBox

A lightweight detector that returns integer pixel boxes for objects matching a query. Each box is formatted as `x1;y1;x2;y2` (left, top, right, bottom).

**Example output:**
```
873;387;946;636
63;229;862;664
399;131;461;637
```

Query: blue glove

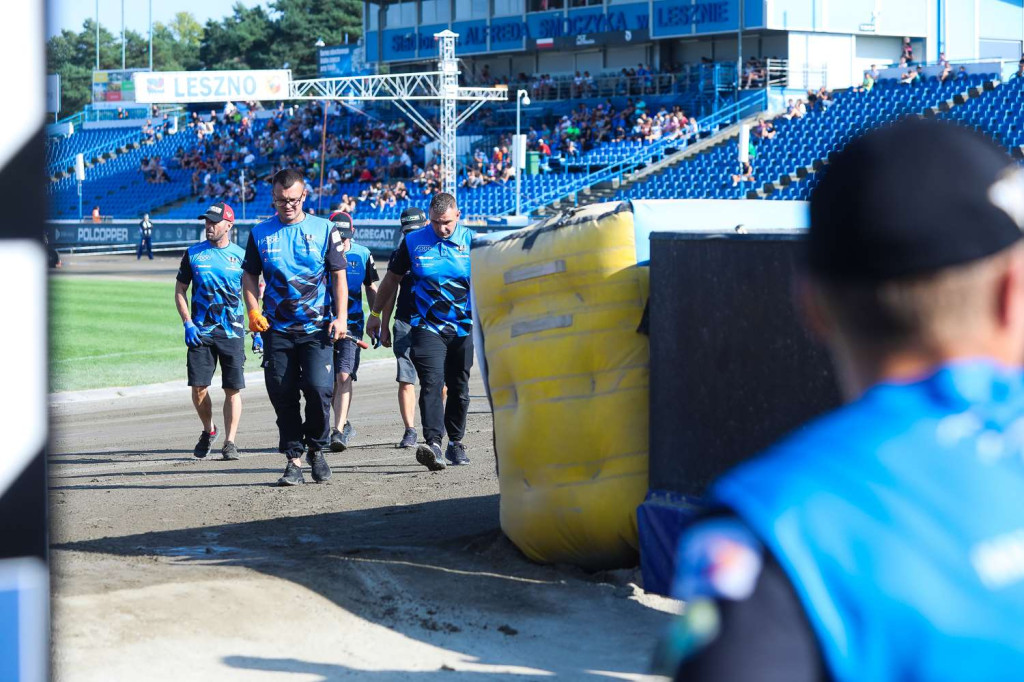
184;321;203;348
252;332;264;356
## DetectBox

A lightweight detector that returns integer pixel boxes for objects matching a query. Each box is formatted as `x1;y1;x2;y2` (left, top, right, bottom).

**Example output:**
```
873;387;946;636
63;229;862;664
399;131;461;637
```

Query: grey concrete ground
49;254;678;681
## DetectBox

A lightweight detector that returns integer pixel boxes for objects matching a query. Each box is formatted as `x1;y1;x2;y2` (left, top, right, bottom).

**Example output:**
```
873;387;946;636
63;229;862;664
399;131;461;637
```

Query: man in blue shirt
174;201;246;460
367;193;474;471
242;169;348;486
327;211;379;452
662;119;1024;680
376;206;430;449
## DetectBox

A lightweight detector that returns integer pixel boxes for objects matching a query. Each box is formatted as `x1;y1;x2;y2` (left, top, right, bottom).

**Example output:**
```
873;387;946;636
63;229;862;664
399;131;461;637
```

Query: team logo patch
414;244;432;254
673;519;764;602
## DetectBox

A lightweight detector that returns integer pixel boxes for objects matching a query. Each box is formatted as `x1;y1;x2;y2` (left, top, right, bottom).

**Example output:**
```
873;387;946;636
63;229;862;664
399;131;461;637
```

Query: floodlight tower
436;30;459;197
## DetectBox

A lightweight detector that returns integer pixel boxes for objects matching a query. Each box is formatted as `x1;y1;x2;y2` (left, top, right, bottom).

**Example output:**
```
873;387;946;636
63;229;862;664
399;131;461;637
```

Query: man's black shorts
187;334;246;389
334;337;361;381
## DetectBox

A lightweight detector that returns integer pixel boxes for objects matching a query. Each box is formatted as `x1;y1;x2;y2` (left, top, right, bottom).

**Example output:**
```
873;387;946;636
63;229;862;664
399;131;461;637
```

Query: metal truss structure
290;30;507;199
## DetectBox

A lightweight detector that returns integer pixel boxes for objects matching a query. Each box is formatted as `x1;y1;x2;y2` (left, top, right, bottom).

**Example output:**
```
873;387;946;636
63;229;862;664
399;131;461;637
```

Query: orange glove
248;309;270;333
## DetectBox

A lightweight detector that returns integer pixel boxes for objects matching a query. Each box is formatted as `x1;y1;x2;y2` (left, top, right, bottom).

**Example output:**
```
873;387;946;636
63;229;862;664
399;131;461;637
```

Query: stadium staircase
617;72;1016;204
746;74;1002;201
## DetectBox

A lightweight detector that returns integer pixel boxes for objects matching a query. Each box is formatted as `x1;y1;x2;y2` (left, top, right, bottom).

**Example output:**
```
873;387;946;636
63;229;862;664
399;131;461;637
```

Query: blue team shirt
388;225;473;337
242;213;347;335
342;242;378;338
176;241;247;339
702;360;1024;681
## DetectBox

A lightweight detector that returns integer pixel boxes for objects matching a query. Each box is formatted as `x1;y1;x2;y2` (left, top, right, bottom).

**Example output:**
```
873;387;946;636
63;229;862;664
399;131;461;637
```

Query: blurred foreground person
660;119;1024;681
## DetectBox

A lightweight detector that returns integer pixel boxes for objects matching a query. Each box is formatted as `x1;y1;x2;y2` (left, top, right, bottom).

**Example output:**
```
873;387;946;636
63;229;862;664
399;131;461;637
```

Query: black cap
329;210;355;239
198;201;235;223
808;118;1024;283
400;206;428;233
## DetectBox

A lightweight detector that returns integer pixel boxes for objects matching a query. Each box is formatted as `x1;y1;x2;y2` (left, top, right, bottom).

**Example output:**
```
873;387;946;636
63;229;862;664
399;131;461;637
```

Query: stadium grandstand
46;0;1024;226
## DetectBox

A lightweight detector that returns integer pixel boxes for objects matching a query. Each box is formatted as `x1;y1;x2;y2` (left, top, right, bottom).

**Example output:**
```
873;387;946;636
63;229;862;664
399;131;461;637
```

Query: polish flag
536;37;554;50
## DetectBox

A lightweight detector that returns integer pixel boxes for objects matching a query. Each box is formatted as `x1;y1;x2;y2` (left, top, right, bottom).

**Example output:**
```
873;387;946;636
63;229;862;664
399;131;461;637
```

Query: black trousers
410;327;474;445
137;237;153;260
263;327;334;458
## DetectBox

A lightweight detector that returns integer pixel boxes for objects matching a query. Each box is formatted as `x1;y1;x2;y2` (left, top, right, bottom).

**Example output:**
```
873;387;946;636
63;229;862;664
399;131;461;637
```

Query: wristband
369;310;382;319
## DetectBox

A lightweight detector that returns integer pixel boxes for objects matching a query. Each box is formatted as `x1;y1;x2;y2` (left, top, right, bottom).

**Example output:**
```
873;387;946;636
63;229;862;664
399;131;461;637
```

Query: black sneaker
415;442;447;471
308;448;332;483
193;425;218;459
220;441;240;461
341;421;356;447
329;428;346;453
398;427;417;449
445;441;470;466
277;461;305;486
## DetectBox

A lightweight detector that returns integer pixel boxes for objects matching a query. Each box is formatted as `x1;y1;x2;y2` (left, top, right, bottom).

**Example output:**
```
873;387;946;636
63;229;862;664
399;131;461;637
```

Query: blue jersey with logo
709;360;1024;682
176;241;246;338
389;225;473;337
343;242;378;338
242;214;346;335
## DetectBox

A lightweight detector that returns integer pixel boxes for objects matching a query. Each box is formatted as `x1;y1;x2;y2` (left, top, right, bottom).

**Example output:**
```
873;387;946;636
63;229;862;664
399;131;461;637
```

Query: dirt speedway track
49;255;678;681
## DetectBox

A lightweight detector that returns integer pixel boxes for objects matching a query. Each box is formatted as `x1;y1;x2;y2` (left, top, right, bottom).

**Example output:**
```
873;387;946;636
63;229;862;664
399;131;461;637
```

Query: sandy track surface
49;255;677;681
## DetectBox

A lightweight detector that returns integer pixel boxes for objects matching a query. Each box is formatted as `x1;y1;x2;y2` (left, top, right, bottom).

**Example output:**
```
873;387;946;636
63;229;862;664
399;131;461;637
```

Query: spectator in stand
731;160;755;186
855;71;875;93
1013;60;1024;80
901;67;920;85
752;117;775;141
91;206;101;223
956;65;969;81
940;62;955;84
902;36;914;64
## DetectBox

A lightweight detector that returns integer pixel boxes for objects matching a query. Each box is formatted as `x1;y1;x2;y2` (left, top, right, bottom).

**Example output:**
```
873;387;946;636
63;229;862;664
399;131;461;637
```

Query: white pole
95;0;100;70
148;0;153;71
241;170;247;221
515;91;522;216
121;0;126;70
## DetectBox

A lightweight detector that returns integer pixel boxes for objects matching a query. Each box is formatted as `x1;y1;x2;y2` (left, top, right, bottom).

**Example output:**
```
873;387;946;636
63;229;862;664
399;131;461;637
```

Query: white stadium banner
133;69;291;104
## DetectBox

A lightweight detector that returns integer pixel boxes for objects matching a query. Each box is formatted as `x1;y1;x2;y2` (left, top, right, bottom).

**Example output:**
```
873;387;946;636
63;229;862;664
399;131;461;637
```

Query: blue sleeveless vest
714;360;1024;681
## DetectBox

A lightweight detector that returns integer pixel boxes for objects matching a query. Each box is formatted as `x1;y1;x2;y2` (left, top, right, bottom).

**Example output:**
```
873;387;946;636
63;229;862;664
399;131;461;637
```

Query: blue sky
48;0;273;38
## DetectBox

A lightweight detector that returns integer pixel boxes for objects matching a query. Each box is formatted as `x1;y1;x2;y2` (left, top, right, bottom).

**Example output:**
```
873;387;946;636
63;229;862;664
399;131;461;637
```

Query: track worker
376;206;430;449
242;169;348;486
138;213;154;260
327;211;379;452
661;119;1024;680
173;201;246;461
367;193;473;471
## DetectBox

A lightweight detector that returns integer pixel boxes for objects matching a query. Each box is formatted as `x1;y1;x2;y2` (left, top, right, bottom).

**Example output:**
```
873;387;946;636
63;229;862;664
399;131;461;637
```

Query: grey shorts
392;319;417;384
334;337;361;381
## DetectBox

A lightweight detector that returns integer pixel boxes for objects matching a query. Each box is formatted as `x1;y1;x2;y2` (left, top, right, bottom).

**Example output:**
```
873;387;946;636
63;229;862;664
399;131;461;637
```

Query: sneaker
308;448;332;483
220;441;240;461
415;441;447;472
445;441;470;466
340;421;356;447
329;428;347;453
277;461;305;486
398;427;417;449
193;425;218;459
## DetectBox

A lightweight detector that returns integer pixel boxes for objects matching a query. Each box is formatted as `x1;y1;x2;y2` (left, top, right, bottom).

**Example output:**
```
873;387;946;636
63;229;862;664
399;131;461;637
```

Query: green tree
199;3;276;71
269;0;363;78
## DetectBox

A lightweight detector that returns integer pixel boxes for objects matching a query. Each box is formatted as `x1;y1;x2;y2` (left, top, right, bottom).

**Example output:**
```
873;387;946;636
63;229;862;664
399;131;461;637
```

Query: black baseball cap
808;118;1024;283
400;206;428;233
198;201;235;223
329;210;355;239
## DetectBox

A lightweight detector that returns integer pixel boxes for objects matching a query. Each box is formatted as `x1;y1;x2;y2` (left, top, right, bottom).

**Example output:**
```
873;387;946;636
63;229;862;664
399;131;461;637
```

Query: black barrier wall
648;232;843;496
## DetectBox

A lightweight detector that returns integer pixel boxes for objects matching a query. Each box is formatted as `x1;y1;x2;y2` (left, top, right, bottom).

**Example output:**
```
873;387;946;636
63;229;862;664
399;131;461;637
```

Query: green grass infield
50;278;394;393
